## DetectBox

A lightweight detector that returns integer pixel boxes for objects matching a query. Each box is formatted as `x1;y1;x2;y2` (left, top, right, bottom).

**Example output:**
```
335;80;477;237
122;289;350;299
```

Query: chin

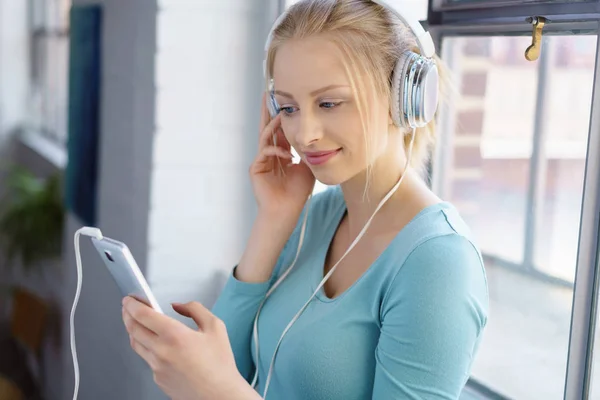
310;167;357;187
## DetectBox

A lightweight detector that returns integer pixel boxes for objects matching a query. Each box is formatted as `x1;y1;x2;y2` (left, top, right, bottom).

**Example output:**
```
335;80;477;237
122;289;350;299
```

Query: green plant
0;167;65;273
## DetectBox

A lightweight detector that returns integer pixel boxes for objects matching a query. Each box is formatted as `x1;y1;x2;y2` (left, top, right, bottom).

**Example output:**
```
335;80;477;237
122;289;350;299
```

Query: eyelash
280;101;341;116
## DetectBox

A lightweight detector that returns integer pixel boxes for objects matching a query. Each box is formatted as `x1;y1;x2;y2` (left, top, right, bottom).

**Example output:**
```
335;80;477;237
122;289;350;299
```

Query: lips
304;149;341;166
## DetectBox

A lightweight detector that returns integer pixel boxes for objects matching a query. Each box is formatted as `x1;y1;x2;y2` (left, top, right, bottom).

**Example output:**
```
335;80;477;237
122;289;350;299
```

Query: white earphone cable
70;227;103;400
252;128;417;398
250;191;313;389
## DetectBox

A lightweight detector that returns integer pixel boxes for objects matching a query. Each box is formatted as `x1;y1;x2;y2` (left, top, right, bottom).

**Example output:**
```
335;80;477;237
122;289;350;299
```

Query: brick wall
147;0;277;311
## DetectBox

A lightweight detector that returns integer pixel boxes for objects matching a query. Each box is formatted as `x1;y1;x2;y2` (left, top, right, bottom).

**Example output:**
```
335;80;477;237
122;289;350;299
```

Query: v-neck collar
310;189;451;303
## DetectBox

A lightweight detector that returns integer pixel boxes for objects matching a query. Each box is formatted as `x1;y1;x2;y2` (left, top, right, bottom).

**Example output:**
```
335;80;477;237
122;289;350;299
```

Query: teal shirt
212;186;489;400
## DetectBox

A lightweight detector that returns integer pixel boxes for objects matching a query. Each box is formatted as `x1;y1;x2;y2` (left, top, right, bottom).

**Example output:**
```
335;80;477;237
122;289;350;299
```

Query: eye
320;101;341;109
280;106;298;115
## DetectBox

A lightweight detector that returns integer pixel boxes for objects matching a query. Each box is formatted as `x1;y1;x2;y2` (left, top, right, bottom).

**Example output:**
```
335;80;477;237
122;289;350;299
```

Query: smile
304;149;341;166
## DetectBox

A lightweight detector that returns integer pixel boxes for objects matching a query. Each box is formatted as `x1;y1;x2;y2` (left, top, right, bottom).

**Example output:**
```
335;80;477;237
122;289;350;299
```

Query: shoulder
400;233;486;292
381;205;489;328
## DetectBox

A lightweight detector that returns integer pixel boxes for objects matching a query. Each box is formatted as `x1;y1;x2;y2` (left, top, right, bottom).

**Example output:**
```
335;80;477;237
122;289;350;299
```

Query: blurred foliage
0;166;65;273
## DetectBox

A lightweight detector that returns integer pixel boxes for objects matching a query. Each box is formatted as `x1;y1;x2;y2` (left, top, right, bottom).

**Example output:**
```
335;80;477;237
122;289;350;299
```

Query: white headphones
253;2;438;398
263;0;439;129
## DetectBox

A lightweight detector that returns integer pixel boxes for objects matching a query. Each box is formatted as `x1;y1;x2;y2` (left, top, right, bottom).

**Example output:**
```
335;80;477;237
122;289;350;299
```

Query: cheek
340;127;388;169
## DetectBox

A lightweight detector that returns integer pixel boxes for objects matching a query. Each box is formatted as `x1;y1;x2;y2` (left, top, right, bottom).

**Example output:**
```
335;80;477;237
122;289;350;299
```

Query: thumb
172;301;212;330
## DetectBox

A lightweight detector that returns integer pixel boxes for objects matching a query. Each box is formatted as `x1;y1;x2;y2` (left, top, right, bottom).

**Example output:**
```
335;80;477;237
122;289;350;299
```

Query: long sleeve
372;234;489;399
211;222;303;382
211;269;272;381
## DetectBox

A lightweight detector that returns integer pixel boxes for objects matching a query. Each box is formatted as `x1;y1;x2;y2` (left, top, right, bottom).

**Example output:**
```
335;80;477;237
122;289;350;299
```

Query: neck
339;136;417;236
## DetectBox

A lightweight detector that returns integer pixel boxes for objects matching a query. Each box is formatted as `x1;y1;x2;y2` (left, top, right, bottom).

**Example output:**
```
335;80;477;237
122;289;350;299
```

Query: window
434;34;595;399
28;0;71;146
429;3;600;399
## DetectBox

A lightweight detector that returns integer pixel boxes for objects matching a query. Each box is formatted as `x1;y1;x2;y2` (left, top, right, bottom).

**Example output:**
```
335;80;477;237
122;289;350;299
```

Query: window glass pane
453;36;536;265
30;0;71;30
533;36;595;282
27;0;71;145
435;35;595;399
285;0;428;21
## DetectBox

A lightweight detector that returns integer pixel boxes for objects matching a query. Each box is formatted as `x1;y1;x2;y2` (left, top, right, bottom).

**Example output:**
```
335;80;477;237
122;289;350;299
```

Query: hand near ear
250;93;315;221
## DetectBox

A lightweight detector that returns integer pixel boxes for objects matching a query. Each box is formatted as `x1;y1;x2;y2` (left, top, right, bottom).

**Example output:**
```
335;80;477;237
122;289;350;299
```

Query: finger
123;307;160;350
172;302;218;332
252;146;293;174
259;146;292;161
130;336;157;368
124;296;182;337
259;113;282;150
274;127;291;152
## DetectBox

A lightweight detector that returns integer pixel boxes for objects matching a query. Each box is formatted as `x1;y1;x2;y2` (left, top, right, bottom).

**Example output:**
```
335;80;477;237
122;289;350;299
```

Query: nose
294;111;323;148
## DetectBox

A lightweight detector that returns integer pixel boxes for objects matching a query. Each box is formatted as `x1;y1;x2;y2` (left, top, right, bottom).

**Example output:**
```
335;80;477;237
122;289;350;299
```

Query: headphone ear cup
391;51;439;130
391;52;414;128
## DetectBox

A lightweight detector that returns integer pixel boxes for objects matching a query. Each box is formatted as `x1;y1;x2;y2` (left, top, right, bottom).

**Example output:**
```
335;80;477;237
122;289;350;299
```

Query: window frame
564;34;600;400
428;0;600;25
427;1;600;398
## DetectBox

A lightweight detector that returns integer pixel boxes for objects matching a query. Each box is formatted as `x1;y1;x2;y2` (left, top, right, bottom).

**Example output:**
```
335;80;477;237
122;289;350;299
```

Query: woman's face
272;35;391;185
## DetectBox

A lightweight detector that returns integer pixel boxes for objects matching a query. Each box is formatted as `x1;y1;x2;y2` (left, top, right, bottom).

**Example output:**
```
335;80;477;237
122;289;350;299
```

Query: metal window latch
525;16;547;61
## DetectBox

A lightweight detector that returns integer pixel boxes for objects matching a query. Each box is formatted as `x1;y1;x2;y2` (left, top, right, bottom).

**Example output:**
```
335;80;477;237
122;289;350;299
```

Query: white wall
146;0;278;311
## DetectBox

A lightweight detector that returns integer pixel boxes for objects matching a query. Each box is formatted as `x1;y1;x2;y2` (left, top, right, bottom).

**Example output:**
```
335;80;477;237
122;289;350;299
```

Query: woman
121;1;488;399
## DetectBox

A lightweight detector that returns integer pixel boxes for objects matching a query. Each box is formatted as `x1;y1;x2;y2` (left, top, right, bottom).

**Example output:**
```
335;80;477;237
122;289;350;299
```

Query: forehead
272;36;349;92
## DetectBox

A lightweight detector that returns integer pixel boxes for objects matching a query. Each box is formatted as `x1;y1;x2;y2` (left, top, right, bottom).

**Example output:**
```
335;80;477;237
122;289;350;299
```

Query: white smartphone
91;236;163;314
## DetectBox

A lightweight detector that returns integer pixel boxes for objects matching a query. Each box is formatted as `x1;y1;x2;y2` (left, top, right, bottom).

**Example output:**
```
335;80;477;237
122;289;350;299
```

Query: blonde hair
265;0;451;176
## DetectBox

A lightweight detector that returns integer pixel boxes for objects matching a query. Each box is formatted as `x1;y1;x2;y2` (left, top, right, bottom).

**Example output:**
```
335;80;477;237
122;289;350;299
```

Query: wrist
252;213;299;254
255;208;303;233
224;375;262;400
236;210;300;284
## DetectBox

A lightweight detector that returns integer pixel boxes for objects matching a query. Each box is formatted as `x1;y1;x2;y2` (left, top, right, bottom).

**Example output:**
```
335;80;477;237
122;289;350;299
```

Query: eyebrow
274;84;350;99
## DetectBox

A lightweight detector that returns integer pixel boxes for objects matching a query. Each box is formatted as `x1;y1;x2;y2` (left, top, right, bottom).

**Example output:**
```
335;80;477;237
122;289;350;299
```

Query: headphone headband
263;0;435;76
371;0;435;57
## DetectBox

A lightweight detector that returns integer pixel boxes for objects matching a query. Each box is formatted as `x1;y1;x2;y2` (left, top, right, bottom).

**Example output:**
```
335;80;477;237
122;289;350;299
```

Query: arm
372;235;489;400
211;211;303;381
235;211;300;283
